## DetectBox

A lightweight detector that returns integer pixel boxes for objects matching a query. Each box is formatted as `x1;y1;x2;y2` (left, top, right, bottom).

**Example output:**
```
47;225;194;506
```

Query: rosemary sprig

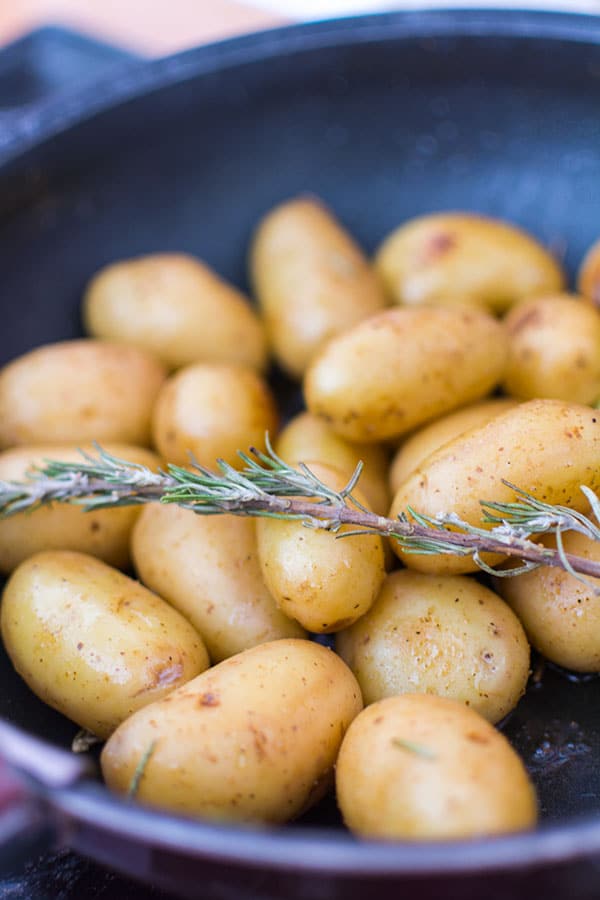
2;440;600;583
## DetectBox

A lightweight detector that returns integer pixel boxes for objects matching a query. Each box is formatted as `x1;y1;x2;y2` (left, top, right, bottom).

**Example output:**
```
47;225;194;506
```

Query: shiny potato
256;463;385;632
132;504;305;663
152;362;278;468
502;294;600;404
0;443;160;574
83;253;268;372
0;551;209;739
101;639;363;823
336;694;537;840
249;196;387;379
495;531;600;672
275;411;390;515
375;212;565;312
578;237;600;305
336;570;529;723
0;339;166;449
389;398;518;494
389;399;600;575
304;307;508;442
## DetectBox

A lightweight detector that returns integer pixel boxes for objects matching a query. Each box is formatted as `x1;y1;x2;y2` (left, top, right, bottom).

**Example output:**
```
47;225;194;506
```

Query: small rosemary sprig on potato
1;440;600;583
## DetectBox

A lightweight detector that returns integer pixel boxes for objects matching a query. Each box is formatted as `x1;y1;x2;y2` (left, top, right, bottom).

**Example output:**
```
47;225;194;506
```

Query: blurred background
1;0;600;54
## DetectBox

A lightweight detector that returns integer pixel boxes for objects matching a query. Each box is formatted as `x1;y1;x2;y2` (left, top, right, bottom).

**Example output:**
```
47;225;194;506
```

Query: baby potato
152;362;278;468
390;399;600;575
389;398;518;494
132;505;305;663
375;212;565;313
83;253;268;372
0;339;166;449
495;531;600;672
336;570;529;724
336;694;537;840
304;307;508;442
249;196;387;379
502;294;600;404
0;443;160;574
0;551;209;739
256;463;385;632
101;639;363;823
275;411;389;515
578;237;600;305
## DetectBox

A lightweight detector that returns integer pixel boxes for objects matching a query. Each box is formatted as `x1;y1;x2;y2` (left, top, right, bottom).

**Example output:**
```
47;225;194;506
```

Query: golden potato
83;253;268;372
389;398;518;494
336;570;529;723
101;639;363;822
389;399;600;574
0;551;209;739
256;463;385;632
578;237;600;305
0;340;166;449
336;694;537;840
132;504;305;662
495;531;600;672
304;307;508;442
249;196;387;379
152;362;278;468
275;411;389;515
502;294;600;404
0;443;160;574
375;212;565;312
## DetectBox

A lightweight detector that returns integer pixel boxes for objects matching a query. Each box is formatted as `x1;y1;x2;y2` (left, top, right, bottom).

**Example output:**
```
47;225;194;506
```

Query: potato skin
390;399;600;574
83;253;268;372
502;294;600;404
275;411;389;515
0;340;166;449
336;694;537;840
132;505;305;662
578;237;600;306
256;463;385;632
152;362;278;468
0;551;209;739
495;531;600;672
375;212;564;313
304;307;508;442
336;570;529;723
250;196;387;379
101;639;363;823
389;398;517;494
0;443;160;574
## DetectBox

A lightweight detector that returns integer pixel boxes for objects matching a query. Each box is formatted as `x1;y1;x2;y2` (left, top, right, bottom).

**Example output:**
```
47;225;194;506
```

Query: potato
152;362;278;468
495;531;600;672
389;399;600;575
0;551;209;739
132;504;306;662
101;639;363;822
83;253;268;372
375;212;565;313
0;340;166;449
336;694;537;840
336;570;529;723
275;411;389;515
578;237;600;305
249;196;387;379
389;398;518;494
256;463;385;632
304;307;508;442
0;443;160;574
502;294;600;404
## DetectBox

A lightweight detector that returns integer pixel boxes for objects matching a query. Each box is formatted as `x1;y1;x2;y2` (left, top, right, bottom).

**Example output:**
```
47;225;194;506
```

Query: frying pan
1;8;600;898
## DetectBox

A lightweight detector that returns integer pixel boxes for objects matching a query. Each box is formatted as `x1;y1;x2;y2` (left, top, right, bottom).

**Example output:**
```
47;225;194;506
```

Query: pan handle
0;720;94;873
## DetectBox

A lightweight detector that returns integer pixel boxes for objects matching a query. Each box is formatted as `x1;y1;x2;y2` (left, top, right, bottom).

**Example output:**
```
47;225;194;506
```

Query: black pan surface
2;9;600;899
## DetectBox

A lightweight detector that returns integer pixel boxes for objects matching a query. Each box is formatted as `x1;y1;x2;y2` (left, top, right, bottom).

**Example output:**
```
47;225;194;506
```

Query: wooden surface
0;0;285;54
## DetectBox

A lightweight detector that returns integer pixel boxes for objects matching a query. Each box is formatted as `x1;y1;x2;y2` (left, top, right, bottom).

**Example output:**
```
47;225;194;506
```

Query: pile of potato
2;197;600;842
